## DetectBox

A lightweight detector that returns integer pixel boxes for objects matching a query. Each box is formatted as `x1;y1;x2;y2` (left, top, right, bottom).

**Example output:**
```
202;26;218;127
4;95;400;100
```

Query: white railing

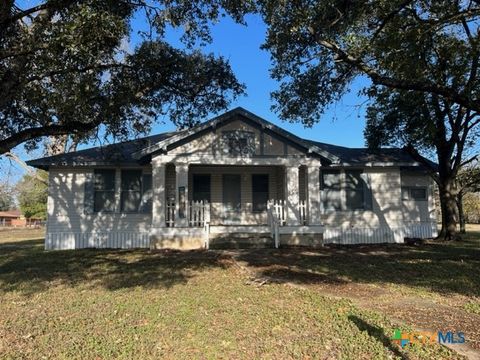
299;200;307;225
268;199;286;226
189;200;210;227
188;200;211;249
166;201;175;227
267;200;285;248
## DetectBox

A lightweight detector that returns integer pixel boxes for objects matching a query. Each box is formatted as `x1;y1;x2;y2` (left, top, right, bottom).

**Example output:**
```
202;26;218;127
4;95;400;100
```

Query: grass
0;227;45;243
0;230;468;359
237;235;480;299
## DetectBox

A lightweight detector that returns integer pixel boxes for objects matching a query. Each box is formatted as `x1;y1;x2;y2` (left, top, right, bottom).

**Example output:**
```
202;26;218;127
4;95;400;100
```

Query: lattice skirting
45;232;150;250
323;223;438;245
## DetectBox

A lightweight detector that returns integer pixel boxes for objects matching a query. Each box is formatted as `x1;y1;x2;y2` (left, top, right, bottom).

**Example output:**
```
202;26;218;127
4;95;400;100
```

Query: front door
222;174;241;224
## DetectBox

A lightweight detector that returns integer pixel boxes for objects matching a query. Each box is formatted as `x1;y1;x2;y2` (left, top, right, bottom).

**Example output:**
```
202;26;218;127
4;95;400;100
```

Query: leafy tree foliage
0;183;14;211
258;0;480;240
463;192;480;224
0;0;249;154
16;170;48;219
455;165;480;232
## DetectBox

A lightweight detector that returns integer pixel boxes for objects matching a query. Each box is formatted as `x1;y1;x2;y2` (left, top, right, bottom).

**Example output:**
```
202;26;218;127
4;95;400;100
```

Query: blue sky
143;14;370;148
4;7;371;183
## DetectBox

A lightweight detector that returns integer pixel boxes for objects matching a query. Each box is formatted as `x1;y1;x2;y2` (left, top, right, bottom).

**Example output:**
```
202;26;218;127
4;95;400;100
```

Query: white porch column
175;164;189;227
307;165;321;225
152;158;166;228
285;165;300;226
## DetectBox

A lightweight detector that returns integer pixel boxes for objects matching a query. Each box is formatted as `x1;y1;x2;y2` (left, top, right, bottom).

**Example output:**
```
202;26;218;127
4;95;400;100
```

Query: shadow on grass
0;239;45;247
348;315;408;360
0;242;232;295
235;238;480;298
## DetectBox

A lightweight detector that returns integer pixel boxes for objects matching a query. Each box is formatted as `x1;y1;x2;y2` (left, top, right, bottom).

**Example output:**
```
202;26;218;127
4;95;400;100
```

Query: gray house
27;107;437;250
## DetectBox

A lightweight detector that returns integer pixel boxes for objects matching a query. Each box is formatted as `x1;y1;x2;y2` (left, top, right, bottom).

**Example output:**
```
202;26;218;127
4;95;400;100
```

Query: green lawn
0;229;478;359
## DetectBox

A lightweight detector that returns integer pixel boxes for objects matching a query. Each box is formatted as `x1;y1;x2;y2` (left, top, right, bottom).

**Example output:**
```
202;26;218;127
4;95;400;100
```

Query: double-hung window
121;170;152;213
94;169;116;212
321;170;342;211
321;169;371;211
345;170;365;210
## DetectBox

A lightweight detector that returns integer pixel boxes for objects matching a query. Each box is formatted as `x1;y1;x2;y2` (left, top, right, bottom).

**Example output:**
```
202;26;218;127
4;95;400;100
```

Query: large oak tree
0;0;249;154
258;0;480;240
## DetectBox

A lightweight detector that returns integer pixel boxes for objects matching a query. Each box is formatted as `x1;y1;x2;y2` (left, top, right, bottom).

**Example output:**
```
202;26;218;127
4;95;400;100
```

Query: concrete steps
209;232;274;249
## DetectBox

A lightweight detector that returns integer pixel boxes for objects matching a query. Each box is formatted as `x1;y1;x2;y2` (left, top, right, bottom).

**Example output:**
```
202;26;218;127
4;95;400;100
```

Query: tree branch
372;0;414;40
4;151;48;185
308;33;480;113
0;120;99;155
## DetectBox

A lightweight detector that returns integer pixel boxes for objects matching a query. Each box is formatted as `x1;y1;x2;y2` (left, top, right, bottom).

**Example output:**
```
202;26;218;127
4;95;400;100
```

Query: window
121;170;142;212
402;187;427;201
193;175;211;202
222;130;255;156
94;169;116;212
321;170;342;211
252;174;269;212
345;170;365;210
321;170;371;211
121;170;153;212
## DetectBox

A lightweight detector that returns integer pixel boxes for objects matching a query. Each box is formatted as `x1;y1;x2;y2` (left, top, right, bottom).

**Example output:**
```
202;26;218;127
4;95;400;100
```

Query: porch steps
209;232;274;249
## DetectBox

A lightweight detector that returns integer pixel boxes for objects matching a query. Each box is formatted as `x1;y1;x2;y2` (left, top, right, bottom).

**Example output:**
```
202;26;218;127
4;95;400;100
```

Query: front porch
150;160;324;249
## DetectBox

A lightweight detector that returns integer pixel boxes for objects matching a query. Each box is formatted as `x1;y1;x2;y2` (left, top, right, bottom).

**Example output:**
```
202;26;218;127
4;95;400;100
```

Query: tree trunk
456;192;466;234
437;177;459;241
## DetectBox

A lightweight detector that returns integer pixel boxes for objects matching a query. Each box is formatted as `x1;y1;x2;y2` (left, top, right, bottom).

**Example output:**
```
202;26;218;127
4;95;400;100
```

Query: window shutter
84;171;94;214
361;173;373;210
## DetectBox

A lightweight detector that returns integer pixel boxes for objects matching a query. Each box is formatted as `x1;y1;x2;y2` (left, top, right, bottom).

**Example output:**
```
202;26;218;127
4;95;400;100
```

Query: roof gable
132;107;340;163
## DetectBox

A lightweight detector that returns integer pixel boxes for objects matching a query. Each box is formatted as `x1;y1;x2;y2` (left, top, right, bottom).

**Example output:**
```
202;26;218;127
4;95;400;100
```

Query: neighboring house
27;107;437;250
0;210;41;227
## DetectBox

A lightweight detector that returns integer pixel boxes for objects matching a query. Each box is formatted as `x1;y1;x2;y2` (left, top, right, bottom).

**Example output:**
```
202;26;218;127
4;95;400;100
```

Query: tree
0;183;13;210
16;170;48;219
364;89;479;239
0;0;248;155
463;192;480;224
456;165;480;233
258;0;480;240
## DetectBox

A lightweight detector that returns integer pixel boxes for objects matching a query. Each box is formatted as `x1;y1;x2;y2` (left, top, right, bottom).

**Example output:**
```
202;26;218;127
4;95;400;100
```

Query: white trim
157;154;322;167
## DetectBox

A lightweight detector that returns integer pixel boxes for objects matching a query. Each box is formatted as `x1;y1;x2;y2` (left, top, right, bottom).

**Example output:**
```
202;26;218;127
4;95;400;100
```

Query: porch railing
189;200;210;227
189;200;211;250
267;201;280;249
268;199;286;226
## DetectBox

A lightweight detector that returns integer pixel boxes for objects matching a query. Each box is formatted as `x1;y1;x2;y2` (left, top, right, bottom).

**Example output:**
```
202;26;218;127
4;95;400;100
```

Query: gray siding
46;167;151;249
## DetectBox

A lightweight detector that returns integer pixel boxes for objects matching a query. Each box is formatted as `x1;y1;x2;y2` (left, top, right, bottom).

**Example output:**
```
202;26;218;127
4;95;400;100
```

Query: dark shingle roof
304;140;421;165
26;108;434;169
26;132;178;169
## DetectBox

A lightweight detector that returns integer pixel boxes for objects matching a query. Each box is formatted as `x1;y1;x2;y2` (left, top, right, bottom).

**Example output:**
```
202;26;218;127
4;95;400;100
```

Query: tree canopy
16;170;48;219
257;0;480;239
0;0;249;154
259;0;480;125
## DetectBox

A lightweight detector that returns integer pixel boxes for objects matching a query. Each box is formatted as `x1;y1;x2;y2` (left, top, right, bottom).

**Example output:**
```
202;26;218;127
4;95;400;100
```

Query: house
27;107;437;250
0;210;22;227
0;210;42;227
